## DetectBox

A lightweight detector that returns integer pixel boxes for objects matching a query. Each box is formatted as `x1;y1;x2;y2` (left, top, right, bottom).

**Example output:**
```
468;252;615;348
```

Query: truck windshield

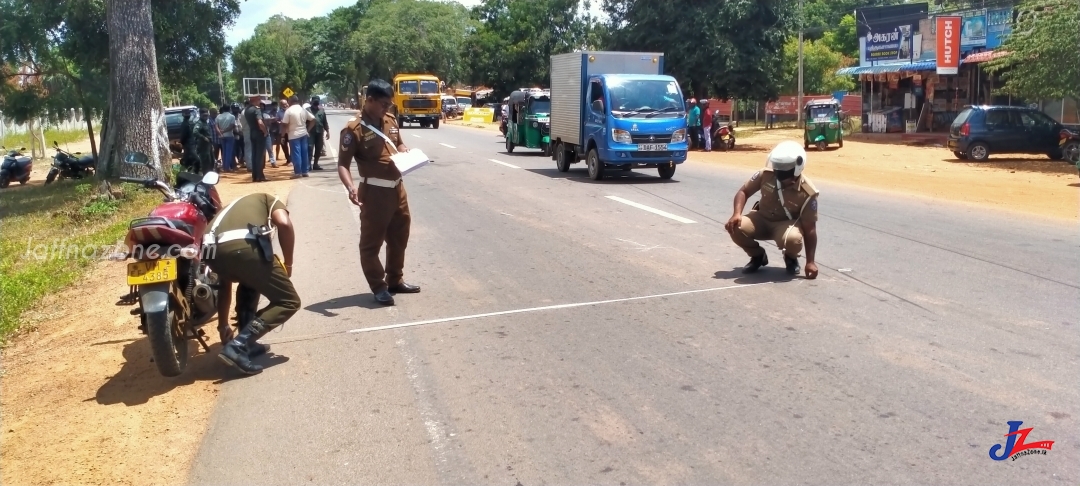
399;80;439;94
607;80;684;117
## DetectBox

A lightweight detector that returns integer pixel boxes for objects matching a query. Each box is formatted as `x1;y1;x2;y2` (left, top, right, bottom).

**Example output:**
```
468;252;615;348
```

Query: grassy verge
0;179;160;343
1;126;94;152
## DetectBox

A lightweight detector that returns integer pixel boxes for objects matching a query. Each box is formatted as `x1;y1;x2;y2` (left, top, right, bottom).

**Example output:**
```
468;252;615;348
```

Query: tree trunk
74;82;99;160
99;0;170;182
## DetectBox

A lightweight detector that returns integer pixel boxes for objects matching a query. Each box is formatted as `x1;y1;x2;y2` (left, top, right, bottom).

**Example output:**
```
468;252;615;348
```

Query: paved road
191;111;1079;485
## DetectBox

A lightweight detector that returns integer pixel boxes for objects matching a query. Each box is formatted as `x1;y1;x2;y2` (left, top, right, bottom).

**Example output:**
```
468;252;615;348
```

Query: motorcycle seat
129;216;195;236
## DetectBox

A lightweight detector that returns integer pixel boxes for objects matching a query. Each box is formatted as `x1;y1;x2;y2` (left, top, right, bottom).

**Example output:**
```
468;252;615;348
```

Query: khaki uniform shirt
336;111;403;181
741;169;819;223
208;193;288;252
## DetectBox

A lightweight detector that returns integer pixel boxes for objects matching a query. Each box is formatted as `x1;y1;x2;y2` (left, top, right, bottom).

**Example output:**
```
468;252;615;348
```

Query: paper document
391;149;431;176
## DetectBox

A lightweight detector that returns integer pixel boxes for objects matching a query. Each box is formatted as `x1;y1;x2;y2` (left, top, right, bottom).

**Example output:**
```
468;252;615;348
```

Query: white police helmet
766;140;807;177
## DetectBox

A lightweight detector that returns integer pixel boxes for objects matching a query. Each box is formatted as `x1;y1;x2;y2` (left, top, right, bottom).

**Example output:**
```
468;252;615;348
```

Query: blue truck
549;51;688;180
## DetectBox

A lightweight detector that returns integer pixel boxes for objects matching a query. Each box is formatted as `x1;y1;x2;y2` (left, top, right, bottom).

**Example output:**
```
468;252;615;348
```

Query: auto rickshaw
803;99;843;150
505;90;551;155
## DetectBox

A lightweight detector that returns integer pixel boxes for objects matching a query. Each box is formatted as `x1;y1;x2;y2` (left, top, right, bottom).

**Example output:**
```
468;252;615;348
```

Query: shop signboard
856;3;929;64
960;9;987;47
986;7;1013;48
936;16;962;75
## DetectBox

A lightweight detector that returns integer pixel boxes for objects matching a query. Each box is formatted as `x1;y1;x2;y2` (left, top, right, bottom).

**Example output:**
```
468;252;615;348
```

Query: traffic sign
282;87;295;98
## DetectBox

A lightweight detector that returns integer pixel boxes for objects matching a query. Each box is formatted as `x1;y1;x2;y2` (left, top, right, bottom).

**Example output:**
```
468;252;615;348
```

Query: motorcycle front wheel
45;168;59;184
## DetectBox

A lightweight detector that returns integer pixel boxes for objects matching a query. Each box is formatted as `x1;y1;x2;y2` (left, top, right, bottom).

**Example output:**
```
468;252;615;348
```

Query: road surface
190;111;1079;485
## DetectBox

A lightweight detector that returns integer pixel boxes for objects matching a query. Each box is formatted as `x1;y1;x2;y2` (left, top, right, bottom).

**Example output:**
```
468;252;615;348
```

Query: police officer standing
195;108;214;174
206;192;301;375
180;108;198;172
308;96;330;171
337;79;420;306
724;140;820;279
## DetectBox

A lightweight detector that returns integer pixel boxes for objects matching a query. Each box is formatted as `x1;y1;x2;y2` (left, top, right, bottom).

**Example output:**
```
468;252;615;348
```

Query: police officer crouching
204;193;301;374
724;141;820;279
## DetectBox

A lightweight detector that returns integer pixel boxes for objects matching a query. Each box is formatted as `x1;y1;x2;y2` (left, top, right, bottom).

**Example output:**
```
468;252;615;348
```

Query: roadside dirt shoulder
0;167;296;485
698;129;1078;222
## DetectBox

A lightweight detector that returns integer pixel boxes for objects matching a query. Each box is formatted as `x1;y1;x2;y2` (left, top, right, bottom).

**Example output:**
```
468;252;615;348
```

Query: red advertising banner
936;16;961;75
765;95;862;116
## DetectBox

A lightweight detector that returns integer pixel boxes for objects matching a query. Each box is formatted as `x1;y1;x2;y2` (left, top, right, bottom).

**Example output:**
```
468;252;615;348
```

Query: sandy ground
0;139;298;485
448;121;1079;222
2;124;1077;485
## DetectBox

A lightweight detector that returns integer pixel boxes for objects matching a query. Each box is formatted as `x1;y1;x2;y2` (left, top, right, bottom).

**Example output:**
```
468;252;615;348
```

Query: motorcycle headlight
612;129;632;144
671;129;687;143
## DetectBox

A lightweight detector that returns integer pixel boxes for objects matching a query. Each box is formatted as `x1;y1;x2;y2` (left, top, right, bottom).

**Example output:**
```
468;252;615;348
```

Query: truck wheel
587;148;605;181
433;118;440;129
556;143;571;172
505;137;515;153
657;162;676;179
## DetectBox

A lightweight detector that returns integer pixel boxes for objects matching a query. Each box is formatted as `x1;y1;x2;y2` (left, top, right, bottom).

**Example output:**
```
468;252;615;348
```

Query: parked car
165;105;197;158
948;105;1069;161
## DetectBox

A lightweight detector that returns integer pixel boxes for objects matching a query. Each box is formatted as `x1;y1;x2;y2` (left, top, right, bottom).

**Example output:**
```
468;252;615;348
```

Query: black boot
219;318;274;375
234;310;269;358
742;253;768;274
784;255;801;275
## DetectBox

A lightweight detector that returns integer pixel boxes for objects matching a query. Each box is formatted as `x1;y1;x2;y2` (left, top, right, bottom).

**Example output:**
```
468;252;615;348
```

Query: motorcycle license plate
637;143;668;151
127;259;178;285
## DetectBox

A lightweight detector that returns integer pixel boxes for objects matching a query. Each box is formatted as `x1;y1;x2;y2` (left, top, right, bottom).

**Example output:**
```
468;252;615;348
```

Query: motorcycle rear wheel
0;174;9;188
145;300;188;377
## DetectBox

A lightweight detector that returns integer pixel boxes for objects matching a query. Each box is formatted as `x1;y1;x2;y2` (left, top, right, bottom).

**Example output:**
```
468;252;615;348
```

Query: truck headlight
671;129;686;143
612;129;632;144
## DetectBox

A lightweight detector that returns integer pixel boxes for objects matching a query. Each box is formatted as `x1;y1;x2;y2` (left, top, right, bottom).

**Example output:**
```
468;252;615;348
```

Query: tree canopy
985;0;1080;103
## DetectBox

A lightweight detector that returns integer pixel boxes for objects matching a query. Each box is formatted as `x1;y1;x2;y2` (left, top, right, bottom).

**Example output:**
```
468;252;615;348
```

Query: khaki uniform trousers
357;182;411;292
210;241;301;328
730;211;804;258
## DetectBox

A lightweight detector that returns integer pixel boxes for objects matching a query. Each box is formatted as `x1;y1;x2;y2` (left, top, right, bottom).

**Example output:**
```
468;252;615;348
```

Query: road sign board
282;87;295;98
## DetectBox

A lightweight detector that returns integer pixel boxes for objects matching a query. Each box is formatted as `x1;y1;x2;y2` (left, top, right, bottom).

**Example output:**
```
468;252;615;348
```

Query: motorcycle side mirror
200;171;220;186
53;141;59;148
19;147;26;151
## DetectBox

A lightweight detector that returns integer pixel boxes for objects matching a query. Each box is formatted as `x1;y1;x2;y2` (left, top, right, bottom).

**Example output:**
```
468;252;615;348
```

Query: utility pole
217;60;225;106
797;0;804;127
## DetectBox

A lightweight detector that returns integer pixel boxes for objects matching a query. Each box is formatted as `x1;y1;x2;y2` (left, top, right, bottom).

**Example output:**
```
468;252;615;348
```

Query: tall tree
602;0;796;101
985;0;1080;113
100;0;169;180
231;15;313;98
779;38;856;95
351;0;471;87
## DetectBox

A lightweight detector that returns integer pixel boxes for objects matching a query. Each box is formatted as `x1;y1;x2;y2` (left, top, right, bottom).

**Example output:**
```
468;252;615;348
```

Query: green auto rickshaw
803;99;843;150
505;90;551;155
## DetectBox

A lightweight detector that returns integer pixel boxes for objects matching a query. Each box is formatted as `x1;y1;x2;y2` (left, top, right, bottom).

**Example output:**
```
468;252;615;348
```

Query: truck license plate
637;143;668;151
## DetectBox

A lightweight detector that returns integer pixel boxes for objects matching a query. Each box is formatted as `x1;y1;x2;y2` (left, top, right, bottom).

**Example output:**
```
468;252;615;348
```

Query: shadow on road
305;294;386;315
713;267;798;285
525;168;680;185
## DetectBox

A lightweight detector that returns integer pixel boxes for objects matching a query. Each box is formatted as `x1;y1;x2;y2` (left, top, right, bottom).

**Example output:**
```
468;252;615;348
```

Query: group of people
208;79;421;375
207;80;822;378
179;95;331;183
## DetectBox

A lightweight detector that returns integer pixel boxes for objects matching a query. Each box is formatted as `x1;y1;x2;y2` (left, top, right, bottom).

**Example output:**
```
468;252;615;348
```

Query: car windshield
457;97;471;106
809;105;837;119
399;80;439;94
529;99;551;114
606;79;685;117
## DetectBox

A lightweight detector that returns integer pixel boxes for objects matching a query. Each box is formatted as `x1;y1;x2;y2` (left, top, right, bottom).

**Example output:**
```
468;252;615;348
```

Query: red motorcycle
712;121;736;151
112;153;223;377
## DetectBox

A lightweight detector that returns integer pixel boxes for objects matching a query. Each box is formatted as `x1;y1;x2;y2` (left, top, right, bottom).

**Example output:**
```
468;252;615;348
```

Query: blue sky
225;0;606;47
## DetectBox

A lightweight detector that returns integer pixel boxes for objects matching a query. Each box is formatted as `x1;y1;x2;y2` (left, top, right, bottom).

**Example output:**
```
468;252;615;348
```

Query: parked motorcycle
712;121;736;151
0;146;33;188
46;141;96;184
112;152;223;377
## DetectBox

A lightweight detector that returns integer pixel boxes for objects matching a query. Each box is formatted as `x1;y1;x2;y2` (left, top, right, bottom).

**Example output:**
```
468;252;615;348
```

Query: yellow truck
392;74;442;129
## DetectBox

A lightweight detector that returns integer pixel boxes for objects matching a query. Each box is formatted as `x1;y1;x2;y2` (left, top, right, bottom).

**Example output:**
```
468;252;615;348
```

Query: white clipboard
361;120;431;175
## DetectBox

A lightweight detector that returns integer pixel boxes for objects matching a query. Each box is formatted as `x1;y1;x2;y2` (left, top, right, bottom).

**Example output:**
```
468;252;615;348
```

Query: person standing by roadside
261;101;279;169
701;99;713;152
195;108;215;174
209;107;221;168
308;96;330;171
688;99;702;150
276;99;291;165
244;95;269;182
216;105;237;172
231;103;246;170
283;95;315;179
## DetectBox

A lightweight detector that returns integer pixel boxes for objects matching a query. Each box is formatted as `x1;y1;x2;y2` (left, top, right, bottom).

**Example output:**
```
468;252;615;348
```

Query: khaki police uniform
731;169;819;258
205;193;300;328
337;111;412;293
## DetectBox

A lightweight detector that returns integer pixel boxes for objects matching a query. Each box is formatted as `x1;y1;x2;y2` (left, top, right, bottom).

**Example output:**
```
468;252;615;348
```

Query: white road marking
412;134;422;139
488;159;520;169
605;196;697;224
394;333;452;468
615;238;670;252
439;143;456;149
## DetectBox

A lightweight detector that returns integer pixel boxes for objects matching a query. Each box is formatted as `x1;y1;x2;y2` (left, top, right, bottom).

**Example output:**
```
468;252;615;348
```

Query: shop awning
962;50;1009;64
836;60;939;76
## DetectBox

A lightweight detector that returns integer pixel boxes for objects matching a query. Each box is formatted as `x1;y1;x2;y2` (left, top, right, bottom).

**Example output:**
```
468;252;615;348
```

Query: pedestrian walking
283;95;315;178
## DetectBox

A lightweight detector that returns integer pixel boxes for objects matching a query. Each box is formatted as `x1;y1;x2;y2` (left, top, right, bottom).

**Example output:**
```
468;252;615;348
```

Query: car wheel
1064;141;1080;164
953;151;968;160
586;148;604;181
967;142;990;161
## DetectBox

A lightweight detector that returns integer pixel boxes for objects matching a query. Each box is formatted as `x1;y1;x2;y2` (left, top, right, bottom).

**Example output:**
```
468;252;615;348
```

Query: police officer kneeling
204;193;301;374
724;141;820;279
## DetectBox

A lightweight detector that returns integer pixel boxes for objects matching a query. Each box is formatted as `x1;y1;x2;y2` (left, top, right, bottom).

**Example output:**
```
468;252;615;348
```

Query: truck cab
550;52;687;180
393;74;442;129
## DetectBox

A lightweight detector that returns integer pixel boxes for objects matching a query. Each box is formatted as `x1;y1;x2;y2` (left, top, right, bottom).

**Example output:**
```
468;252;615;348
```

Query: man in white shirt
282;95;315;178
